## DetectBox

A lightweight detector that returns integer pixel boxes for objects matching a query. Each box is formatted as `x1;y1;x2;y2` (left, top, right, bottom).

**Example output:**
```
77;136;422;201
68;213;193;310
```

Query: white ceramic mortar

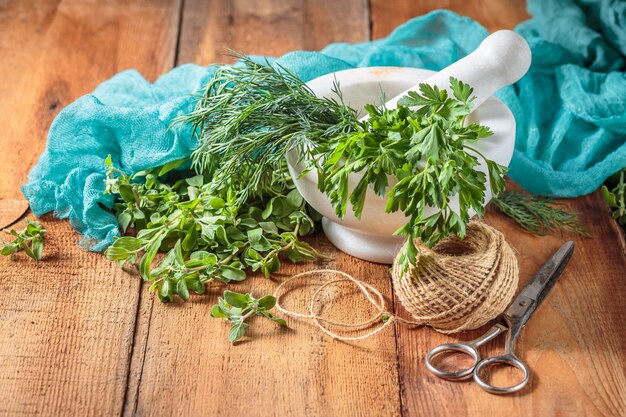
286;66;516;263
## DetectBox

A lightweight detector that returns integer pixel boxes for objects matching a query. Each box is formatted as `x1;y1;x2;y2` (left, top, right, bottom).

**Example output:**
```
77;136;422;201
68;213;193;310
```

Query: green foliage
316;78;506;269
103;157;325;303
492;191;590;237
0;218;46;261
174;53;358;206
211;290;287;343
177;55;507;272
601;168;626;226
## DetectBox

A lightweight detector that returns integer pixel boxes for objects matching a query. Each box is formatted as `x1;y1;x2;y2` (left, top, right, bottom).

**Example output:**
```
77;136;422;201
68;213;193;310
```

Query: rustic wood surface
0;1;181;416
0;1;624;416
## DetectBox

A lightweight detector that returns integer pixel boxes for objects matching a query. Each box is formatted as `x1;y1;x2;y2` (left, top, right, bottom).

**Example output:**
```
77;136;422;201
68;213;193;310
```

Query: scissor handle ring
473;354;530;394
425;343;480;381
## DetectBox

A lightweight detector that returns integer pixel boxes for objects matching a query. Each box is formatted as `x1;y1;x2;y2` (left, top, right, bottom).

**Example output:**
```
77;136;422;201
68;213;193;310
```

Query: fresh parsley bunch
317;79;507;266
104;156;325;302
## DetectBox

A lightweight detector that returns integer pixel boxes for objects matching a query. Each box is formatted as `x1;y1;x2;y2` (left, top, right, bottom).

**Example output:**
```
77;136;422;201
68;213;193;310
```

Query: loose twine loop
274;221;519;340
274;270;420;341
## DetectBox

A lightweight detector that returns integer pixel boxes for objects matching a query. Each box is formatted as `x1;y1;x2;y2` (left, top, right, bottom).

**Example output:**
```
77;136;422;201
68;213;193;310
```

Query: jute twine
274;221;519;340
391;221;519;334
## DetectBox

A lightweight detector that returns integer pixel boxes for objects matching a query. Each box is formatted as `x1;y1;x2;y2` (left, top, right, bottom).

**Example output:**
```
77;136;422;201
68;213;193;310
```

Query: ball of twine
391;221;519;334
274;221;519;340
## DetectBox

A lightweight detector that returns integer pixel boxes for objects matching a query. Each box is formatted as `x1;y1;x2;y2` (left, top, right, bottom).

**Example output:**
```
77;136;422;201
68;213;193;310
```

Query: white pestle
360;30;531;121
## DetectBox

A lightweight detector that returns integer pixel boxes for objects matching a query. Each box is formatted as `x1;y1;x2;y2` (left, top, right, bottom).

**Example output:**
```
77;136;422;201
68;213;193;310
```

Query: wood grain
0;1;181;416
0;0;181;200
370;0;530;38
129;243;402;417
0;217;137;417
2;1;626;416
0;198;29;229
177;0;370;65
123;2;403;416
393;183;626;417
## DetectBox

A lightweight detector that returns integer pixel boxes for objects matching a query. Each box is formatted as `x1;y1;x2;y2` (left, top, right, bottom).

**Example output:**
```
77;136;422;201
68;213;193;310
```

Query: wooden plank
0;0;181;200
393;185;626;417
0;217;139;417
370;0;529;38
130;246;402;417
176;0;370;65
369;1;625;414
0;198;29;229
123;2;403;416
0;0;182;416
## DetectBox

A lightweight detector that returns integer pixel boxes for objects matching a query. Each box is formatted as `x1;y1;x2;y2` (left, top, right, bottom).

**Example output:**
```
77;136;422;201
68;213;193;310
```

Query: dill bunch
492;191;590;237
174;54;358;205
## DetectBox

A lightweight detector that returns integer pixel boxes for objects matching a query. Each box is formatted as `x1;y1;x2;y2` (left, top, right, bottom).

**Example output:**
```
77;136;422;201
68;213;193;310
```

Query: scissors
425;241;575;394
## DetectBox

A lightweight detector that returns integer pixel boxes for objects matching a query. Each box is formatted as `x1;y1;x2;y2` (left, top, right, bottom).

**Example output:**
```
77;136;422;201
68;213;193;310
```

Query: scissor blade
505;241;575;325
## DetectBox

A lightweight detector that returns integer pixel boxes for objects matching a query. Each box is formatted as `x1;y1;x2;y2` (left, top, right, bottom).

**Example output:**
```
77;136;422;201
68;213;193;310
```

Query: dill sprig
174;53;358;205
492;191;590;237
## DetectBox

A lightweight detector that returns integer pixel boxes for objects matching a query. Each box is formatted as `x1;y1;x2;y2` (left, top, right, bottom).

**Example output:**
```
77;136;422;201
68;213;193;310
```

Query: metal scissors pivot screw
425;241;575;394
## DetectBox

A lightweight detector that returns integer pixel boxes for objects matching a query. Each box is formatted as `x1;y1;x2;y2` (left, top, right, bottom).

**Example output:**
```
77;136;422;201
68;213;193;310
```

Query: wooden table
1;1;625;416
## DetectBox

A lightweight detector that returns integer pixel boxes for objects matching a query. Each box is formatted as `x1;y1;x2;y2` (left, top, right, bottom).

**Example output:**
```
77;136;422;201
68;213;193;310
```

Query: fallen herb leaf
211;290;287;343
0;218;46;261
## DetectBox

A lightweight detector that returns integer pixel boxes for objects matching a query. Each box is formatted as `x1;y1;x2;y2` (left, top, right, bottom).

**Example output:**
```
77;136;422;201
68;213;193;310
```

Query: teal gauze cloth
22;1;626;251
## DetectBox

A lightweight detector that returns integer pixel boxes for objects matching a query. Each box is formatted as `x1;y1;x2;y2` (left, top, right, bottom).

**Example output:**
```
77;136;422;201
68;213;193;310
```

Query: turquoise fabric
22;3;626;250
512;0;626;196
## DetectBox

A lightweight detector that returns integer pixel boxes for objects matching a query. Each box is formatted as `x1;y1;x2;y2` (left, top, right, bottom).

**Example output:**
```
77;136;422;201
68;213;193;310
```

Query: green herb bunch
104;156;325;302
317;79;507;266
176;54;358;206
107;56;508;288
211;290;286;343
1;218;46;260
180;57;506;270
